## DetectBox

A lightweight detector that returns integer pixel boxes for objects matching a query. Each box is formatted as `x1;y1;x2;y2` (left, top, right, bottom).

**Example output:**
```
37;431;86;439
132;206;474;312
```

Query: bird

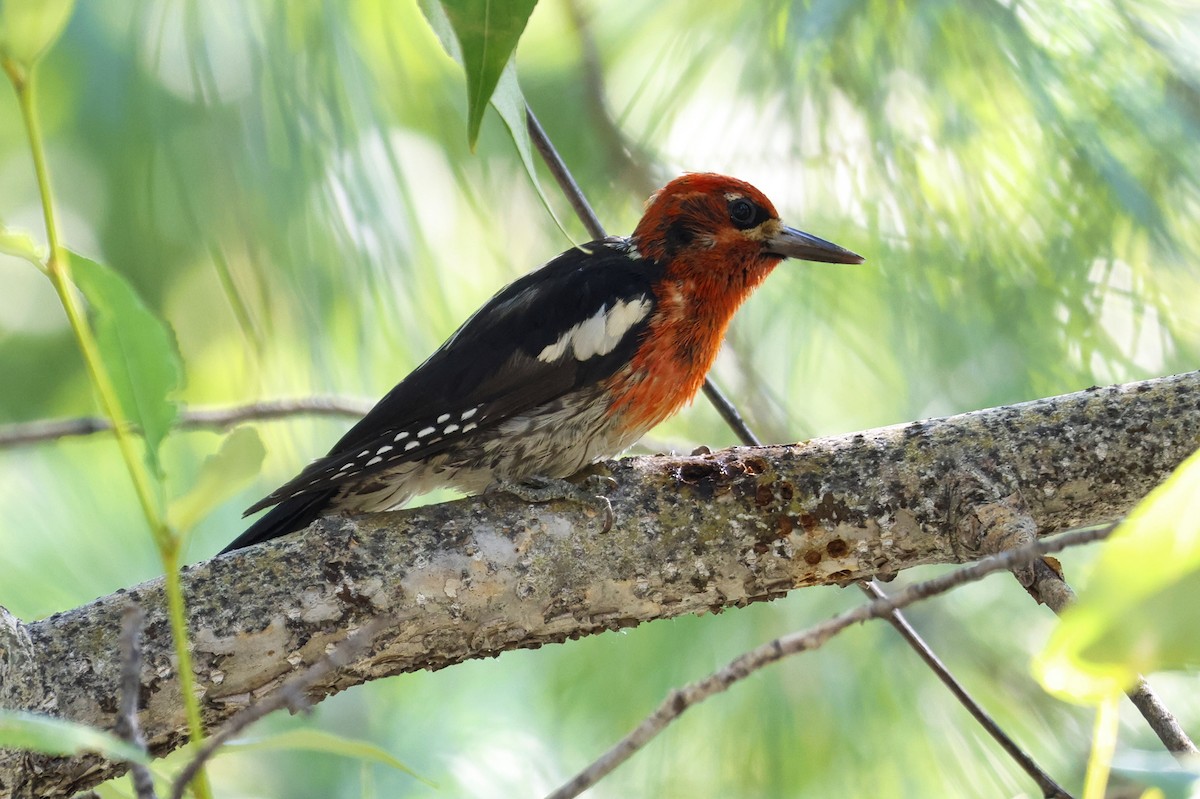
220;173;863;554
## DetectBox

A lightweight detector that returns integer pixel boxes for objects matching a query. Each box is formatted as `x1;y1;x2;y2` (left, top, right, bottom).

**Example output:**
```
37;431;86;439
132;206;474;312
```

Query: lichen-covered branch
1;371;1197;797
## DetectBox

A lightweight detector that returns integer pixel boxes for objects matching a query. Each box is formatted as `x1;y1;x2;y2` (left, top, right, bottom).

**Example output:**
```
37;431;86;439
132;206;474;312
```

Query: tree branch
0;398;373;448
1;371;1197;797
167;616;389;799
855;580;1070;797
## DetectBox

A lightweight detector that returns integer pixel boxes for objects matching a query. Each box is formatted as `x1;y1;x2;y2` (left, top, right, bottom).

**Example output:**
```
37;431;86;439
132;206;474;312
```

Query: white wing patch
537;296;652;364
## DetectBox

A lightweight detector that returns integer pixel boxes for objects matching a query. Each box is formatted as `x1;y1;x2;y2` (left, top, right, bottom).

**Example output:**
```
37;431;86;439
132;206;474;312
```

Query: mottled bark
2;372;1198;797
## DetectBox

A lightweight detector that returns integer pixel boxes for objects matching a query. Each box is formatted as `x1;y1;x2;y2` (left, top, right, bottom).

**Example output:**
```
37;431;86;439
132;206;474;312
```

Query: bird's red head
633;173;862;276
610;173;863;430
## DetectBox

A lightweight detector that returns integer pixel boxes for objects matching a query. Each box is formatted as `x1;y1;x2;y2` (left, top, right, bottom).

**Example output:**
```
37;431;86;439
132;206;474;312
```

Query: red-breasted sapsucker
221;173;862;553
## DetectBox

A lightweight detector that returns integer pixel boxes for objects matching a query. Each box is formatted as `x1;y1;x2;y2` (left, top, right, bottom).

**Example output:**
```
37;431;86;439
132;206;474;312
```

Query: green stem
14;65;166;547
8;65;213;799
1082;693;1120;799
163;544;210;778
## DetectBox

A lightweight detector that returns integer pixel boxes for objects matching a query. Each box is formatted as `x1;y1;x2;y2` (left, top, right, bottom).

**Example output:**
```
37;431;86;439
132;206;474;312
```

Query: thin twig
699;380;764;448
693;257;1064;795
685;207;1059;795
857;581;1070;798
168;617;389;799
115;605;157;799
525;98;1075;797
546;527;1111;799
1026;559;1199;758
526;107;606;241
0;397;372;448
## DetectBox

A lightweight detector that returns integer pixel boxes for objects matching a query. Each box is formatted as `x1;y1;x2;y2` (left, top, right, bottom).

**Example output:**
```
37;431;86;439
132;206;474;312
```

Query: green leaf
168;427;266;536
489;59;570;237
419;1;570;239
0;0;75;69
69;251;183;479
436;0;538;149
225;729;433;786
1036;448;1200;704
0;223;44;267
0;709;148;764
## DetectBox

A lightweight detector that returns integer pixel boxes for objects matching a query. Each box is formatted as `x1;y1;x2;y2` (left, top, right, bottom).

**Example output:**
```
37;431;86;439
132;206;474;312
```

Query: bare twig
857;581;1071;798
0;397;372;448
547;527;1111;799
525;98;1073;798
706;320;1065;797
115;605;157;799
527;107;606;241
699;379;765;450
1125;680;1199;758
178;398;372;427
680;264;1065;796
168;617;389;799
1026;559;1199;758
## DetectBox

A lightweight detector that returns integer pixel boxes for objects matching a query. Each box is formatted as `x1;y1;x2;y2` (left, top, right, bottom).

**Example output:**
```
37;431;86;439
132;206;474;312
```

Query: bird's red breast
605;174;793;430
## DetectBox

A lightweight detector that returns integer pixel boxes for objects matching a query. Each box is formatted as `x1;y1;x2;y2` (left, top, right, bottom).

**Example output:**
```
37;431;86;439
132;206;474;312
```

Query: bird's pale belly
333;388;649;514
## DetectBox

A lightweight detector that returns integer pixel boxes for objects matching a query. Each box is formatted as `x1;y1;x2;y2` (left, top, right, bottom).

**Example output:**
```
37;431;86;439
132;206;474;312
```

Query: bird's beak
765;225;864;264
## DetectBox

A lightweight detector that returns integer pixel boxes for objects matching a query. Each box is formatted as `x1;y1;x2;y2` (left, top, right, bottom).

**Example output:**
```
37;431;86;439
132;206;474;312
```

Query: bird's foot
490;474;617;532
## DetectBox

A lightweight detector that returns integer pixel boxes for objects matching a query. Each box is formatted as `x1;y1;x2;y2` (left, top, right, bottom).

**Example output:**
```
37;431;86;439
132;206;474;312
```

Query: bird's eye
728;198;759;229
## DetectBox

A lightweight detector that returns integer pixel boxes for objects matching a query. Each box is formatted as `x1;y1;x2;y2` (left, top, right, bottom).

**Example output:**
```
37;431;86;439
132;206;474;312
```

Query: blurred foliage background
1;0;1199;797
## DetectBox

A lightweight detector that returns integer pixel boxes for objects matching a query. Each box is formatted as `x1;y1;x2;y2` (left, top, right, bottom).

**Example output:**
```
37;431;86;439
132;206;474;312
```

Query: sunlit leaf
69;251;183;479
418;1;568;238
168;427;265;536
0;0;75;69
435;0;538;149
0;223;44;267
1036;448;1200;704
0;709;148;764
225;729;432;785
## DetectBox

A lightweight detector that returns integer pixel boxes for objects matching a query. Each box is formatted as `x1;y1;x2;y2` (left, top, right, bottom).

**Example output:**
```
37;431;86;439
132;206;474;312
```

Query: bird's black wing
246;238;663;516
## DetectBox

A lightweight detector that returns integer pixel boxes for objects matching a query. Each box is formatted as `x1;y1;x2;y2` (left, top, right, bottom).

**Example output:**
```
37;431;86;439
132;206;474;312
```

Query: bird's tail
219;489;337;555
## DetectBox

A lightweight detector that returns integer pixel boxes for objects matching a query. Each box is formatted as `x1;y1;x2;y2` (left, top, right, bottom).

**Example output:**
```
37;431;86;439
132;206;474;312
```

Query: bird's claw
581;474;618;494
491;474;616;532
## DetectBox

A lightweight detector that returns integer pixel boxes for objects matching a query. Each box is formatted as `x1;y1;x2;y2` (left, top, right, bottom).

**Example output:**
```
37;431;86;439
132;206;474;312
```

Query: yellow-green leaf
0;0;75;69
69;251;183;479
0;709;148;764
169;427;265;536
1036;447;1200;704
0;223;44;268
226;729;432;786
436;0;538;149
